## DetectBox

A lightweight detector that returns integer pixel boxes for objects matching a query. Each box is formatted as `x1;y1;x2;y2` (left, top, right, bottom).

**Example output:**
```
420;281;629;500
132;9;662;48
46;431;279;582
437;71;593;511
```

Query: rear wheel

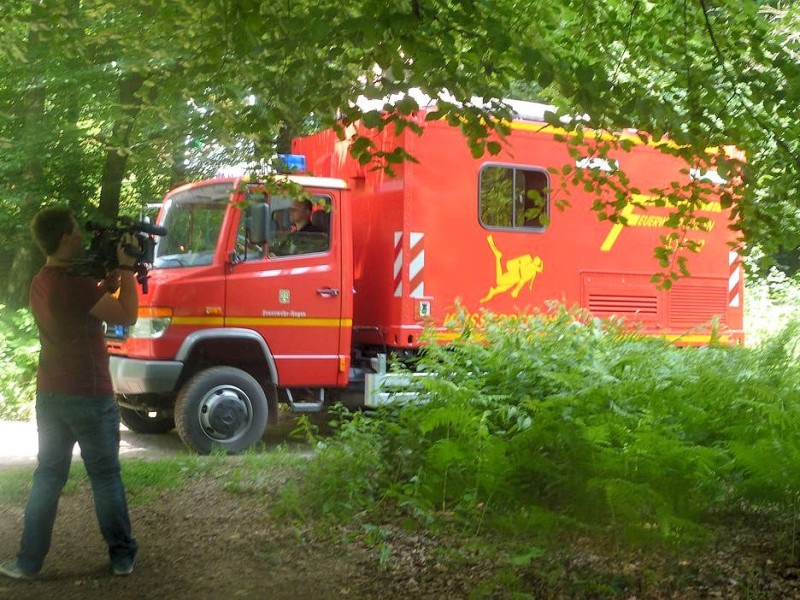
119;407;175;434
175;366;269;454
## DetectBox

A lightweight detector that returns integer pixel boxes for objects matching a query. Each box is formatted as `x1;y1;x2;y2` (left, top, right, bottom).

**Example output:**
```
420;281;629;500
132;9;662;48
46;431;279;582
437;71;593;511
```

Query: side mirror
247;203;271;245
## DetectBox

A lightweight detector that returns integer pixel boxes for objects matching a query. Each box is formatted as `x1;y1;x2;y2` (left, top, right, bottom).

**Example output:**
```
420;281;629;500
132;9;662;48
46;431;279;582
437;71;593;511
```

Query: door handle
316;287;340;298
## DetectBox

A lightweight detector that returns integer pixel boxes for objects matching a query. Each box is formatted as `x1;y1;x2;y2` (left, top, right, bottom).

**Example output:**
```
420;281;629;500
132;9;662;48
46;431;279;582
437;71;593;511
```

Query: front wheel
175;366;269;454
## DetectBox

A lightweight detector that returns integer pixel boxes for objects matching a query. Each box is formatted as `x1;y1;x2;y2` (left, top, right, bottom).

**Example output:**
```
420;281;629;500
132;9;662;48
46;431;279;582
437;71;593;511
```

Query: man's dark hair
31;206;75;256
298;199;312;212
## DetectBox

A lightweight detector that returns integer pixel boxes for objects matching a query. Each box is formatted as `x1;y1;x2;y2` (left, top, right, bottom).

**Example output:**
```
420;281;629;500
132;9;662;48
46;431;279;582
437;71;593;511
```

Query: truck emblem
417;301;431;318
279;289;290;304
480;235;544;303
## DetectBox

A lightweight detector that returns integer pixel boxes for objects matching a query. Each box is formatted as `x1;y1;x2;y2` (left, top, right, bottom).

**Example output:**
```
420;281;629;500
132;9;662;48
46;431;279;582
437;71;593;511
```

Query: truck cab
108;174;354;453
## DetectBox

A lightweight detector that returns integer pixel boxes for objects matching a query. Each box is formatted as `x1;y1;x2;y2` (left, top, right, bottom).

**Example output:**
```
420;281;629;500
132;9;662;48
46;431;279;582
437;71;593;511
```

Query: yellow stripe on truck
169;316;352;328
171;317;225;326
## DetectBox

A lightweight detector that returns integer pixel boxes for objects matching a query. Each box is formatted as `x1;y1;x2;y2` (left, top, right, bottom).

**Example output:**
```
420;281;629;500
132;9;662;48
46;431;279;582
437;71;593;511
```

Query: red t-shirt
29;266;111;396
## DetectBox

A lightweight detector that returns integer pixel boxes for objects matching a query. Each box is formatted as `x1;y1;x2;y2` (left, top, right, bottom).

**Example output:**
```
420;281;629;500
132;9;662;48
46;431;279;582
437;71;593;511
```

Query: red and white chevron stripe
408;233;425;298
393;232;403;298
728;251;741;308
393;232;426;298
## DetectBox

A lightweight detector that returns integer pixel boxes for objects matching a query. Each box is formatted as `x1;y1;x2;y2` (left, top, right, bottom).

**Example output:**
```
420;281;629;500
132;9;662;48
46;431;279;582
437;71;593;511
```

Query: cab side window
268;195;331;257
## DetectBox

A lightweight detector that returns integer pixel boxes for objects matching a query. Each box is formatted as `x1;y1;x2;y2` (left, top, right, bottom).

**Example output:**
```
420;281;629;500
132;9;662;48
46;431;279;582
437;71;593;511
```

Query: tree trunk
98;71;147;221
169;136;189;190
275;122;295;155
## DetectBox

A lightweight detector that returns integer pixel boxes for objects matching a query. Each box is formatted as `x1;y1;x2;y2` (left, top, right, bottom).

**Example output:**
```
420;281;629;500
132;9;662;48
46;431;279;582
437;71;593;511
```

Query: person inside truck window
269;199;329;257
288;199;324;234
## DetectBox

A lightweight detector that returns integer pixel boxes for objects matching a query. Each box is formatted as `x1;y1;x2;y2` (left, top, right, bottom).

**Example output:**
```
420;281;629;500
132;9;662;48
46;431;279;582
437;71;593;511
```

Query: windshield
154;183;232;268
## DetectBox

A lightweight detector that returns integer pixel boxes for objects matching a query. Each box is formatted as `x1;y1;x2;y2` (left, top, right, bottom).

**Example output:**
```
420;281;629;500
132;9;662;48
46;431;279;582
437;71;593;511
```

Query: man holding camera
0;206;140;580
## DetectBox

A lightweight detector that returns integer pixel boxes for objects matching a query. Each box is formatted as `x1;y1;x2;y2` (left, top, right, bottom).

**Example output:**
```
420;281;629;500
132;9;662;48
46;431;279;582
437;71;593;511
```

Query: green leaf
486;141;502;155
361;110;383;129
395;95;419;115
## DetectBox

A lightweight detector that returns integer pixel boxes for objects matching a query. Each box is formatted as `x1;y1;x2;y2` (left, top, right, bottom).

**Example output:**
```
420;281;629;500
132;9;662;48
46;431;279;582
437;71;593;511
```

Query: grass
5;294;796;547
0;450;310;508
0;467;36;504
0;393;796;597
0;273;796;421
0;460;190;508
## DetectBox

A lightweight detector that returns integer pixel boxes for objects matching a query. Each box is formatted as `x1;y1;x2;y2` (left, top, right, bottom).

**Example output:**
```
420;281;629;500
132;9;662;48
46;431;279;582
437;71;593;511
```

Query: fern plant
289;305;800;550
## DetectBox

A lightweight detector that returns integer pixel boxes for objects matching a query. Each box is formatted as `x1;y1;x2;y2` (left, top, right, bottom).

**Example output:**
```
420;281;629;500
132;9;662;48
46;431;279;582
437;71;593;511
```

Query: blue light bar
276;154;306;173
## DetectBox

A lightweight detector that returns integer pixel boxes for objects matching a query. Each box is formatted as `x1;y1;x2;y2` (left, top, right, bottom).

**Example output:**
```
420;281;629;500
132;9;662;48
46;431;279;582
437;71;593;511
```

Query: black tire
174;366;270;454
119;407;175;434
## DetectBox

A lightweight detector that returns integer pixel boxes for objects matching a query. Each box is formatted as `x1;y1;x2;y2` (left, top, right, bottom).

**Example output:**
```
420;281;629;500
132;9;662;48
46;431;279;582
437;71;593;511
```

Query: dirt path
1;413;429;600
3;469;800;600
0;413;488;599
0;467;495;600
0;420;187;467
2;479;333;599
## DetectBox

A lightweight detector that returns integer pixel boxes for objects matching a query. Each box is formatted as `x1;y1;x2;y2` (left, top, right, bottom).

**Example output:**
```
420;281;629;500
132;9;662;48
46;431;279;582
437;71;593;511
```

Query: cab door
223;187;347;387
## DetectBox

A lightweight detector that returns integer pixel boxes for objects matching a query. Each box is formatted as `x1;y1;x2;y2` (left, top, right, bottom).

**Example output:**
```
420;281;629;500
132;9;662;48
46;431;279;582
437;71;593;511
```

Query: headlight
128;317;171;339
129;307;173;339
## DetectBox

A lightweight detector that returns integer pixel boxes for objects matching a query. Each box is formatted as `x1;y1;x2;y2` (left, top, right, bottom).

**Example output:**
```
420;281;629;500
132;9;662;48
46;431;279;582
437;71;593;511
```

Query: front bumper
109;356;183;395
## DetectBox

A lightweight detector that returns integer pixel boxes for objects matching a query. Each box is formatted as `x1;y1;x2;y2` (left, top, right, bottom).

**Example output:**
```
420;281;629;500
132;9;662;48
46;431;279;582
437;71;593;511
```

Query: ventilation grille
588;294;658;315
669;283;727;325
582;272;660;322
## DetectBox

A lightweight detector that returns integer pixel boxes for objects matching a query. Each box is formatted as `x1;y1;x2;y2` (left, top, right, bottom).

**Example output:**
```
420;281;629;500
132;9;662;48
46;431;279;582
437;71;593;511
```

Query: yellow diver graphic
480;235;544;303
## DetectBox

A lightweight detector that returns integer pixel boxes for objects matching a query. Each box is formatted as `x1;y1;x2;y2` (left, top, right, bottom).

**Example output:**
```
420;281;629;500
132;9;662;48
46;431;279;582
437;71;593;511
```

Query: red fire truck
107;102;744;453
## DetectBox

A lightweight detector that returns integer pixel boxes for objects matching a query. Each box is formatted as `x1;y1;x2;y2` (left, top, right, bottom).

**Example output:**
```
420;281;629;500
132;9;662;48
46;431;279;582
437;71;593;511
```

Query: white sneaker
0;560;35;580
112;559;135;576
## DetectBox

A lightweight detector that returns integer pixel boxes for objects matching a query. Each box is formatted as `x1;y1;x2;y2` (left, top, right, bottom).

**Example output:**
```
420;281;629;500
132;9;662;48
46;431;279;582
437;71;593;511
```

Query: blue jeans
17;393;138;575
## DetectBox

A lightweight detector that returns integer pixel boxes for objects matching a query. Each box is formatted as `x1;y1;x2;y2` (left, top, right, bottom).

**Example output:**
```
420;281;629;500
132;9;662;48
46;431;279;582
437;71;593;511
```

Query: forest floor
2;465;800;599
1;414;800;599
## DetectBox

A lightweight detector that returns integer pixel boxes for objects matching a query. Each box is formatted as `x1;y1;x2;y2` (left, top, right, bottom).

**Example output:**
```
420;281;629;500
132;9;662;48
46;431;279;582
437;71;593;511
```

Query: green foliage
1;0;800;304
293;304;800;549
274;407;388;521
0;306;38;420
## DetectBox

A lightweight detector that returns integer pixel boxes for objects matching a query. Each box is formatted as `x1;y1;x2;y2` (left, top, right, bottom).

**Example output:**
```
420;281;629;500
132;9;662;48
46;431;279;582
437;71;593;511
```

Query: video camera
68;217;167;294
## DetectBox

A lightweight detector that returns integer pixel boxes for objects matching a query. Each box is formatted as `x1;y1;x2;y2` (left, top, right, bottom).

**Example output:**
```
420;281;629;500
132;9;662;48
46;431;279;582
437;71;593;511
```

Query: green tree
0;0;799;304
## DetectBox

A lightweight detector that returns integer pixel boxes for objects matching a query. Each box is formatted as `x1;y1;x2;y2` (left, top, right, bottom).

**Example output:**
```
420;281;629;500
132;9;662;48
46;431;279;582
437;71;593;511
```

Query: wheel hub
199;386;251;439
